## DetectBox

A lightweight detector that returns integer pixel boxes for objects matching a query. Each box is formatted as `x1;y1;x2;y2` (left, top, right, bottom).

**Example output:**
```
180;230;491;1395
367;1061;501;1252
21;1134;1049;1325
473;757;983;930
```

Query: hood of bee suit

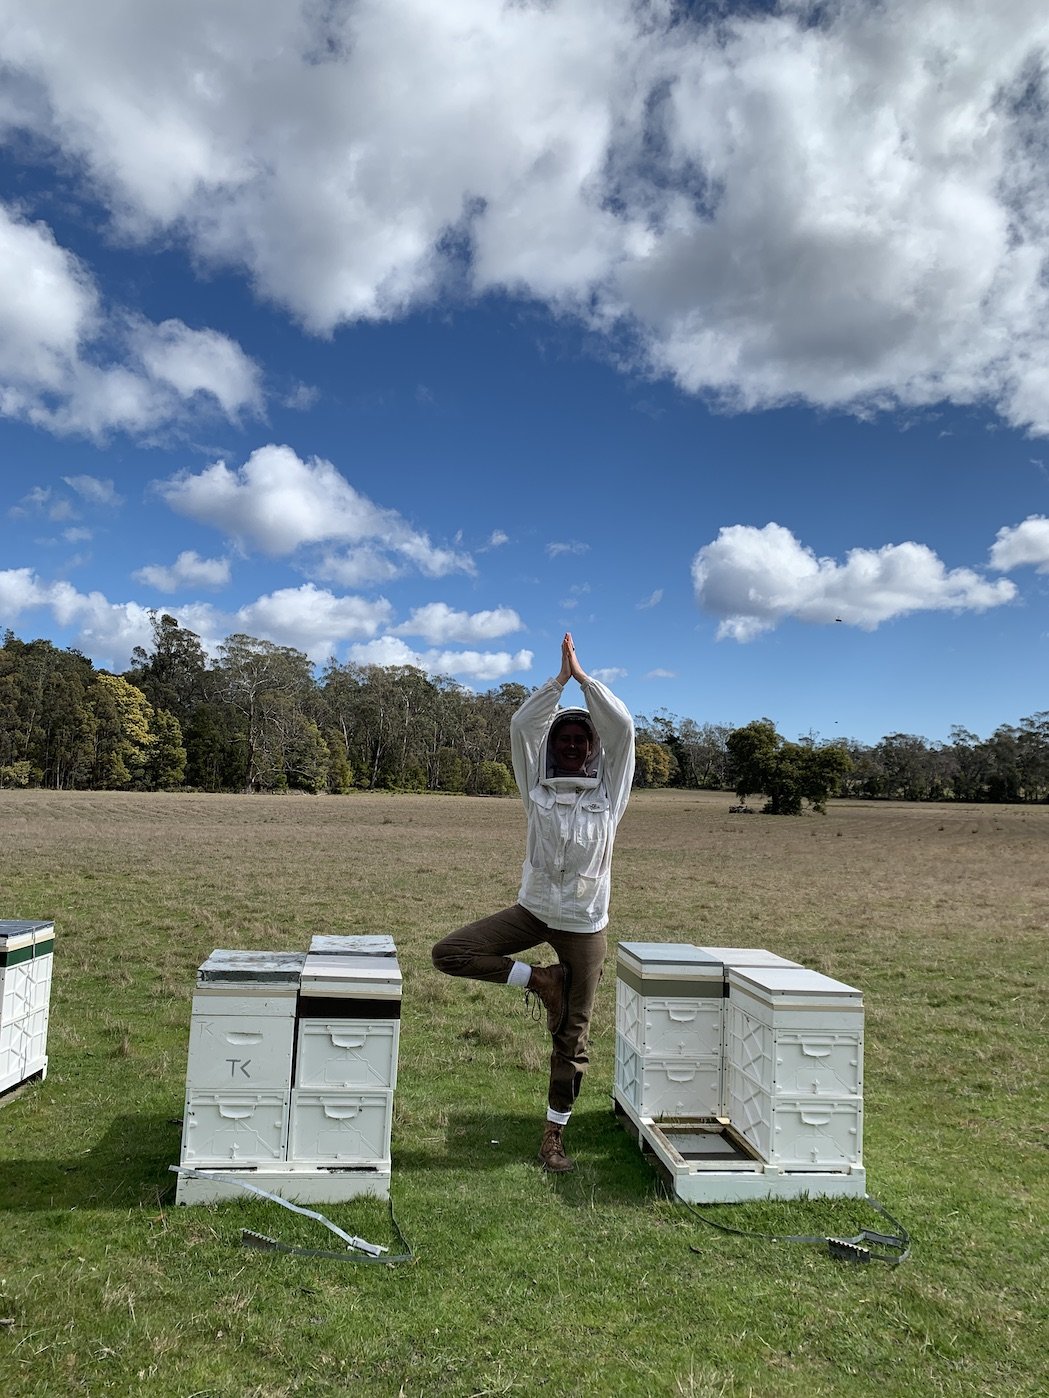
538;707;601;791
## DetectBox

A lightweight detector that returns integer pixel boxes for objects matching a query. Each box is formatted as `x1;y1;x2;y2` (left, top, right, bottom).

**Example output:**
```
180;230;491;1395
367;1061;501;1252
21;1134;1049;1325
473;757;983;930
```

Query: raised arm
561;633;635;821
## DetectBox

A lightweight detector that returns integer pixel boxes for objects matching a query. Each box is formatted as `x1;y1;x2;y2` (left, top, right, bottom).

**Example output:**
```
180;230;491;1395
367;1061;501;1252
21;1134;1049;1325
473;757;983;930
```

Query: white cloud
158;444;475;578
637;589;663;610
0;568;394;669
0;201;262;439
488;530;509;548
692;522;1017;641
392;602;523;644
989;515;1049;573
592;666;627;683
233;584;393;660
547;541;590;558
62;474;123;507
645;668;675;679
6;4;1049;428
133;550;231;592
348;636;534;682
0;566;157;668
128;319;263;419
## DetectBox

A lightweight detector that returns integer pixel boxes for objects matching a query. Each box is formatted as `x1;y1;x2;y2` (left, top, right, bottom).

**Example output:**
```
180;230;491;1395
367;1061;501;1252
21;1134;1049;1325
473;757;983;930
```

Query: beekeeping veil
539;708;601;791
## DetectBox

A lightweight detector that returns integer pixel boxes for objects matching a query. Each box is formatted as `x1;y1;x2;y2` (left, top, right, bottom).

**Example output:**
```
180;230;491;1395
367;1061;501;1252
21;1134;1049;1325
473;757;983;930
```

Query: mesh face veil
541;709;600;788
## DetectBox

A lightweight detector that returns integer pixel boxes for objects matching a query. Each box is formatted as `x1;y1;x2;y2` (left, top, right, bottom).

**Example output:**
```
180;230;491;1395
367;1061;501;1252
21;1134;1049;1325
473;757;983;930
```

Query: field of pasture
1;788;1046;1397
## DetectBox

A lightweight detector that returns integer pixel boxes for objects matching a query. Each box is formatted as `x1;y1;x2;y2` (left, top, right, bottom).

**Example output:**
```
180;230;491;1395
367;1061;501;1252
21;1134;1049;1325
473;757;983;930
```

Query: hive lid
0;919;54;941
196;950;305;987
728;965;862;1000
694;946;801;969
300;952;402;999
616;942;723;978
308;934;396;958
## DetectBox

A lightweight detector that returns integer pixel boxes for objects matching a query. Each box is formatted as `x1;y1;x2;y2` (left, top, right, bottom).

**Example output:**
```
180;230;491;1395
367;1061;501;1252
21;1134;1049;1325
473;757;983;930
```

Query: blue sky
2;0;1048;747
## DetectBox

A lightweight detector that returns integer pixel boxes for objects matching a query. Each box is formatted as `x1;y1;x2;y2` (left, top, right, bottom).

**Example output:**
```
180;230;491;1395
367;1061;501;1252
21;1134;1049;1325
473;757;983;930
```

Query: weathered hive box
176;941;402;1204
0;920;54;1095
292;949;401;1171
724;966;864;1168
185;950;303;1094
178;953;303;1179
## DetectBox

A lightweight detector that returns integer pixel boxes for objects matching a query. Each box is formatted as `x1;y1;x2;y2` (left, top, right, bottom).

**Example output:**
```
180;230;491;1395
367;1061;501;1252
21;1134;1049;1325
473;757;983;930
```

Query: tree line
1;615;1046;805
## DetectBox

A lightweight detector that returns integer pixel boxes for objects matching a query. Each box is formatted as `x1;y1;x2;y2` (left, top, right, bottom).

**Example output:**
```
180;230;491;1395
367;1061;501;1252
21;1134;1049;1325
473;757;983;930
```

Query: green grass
1;789;1047;1396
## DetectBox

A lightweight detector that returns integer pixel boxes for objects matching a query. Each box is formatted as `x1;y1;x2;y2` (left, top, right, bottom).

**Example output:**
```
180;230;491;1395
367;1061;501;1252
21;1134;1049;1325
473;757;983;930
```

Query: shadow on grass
1;1108;660;1213
393;1104;661;1207
0;1112;182;1211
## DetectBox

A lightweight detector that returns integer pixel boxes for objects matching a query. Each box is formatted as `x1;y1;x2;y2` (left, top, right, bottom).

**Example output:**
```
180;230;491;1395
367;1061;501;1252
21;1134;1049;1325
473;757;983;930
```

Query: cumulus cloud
0;568;394;668
6;3;1049;428
989;515;1049;572
0;201;262;439
158;444;474;578
392;602;523;644
0;566;158;668
692;522;1017;640
133;550;231;592
592;666;628;683
233;584;393;660
637;589;663;610
547;541;590;558
348;635;533;682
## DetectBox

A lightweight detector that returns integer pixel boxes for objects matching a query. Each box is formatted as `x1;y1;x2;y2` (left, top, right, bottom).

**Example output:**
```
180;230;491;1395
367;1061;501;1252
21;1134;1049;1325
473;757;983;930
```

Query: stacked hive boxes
0;920;54;1095
175;935;401;1204
724;966;863;1170
615;943;725;1119
613;940;865;1202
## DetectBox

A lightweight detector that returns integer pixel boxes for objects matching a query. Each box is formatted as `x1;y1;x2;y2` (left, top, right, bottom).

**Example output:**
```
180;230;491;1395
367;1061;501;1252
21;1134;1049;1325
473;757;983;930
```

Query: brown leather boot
524;962;571;1035
538;1122;575;1173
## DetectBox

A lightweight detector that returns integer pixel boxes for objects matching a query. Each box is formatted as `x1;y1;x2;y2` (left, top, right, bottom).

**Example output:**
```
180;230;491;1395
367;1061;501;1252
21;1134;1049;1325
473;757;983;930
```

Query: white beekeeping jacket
510;675;635;932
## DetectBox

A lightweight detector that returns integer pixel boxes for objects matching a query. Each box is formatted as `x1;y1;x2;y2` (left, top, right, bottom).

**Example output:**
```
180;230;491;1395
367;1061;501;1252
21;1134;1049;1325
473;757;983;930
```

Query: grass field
1;789;1046;1397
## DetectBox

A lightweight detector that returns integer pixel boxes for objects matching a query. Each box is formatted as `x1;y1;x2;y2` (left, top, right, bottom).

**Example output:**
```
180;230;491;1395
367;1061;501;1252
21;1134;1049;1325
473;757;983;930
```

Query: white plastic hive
296;1020;399;1091
288;1090;392;1164
0;920;54;1095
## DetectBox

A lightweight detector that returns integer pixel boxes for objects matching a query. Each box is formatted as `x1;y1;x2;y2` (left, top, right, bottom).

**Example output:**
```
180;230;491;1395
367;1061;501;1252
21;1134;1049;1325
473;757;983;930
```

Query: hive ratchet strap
169;1165;414;1264
683;1191;911;1266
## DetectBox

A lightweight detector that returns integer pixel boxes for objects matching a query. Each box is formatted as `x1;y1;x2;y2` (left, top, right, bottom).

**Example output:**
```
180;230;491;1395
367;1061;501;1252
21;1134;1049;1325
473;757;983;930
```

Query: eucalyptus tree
213;634;317;793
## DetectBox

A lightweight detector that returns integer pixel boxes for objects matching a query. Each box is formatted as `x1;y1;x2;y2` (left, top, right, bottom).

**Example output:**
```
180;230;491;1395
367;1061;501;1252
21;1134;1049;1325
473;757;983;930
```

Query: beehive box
0;920;54;1095
179;1091;290;1165
288;1089;393;1164
724;966;864;1167
184;951;303;1095
614;943;724;1117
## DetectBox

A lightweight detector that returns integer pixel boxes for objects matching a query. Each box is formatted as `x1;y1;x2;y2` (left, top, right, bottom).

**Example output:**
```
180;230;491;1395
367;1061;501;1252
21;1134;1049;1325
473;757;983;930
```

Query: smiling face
550;720;593;775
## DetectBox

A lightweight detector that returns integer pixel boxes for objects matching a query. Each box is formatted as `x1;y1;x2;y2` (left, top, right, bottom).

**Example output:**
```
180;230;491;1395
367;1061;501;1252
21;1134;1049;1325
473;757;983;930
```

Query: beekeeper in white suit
432;633;635;1172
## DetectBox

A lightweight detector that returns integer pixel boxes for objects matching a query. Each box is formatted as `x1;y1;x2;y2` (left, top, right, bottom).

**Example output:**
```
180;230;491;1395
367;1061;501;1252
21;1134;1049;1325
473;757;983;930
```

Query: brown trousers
431;904;608;1115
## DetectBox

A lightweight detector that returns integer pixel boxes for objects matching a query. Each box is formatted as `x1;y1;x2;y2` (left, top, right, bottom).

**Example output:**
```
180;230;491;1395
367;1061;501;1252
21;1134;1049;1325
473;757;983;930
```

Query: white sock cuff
507;960;532;988
546;1107;572;1126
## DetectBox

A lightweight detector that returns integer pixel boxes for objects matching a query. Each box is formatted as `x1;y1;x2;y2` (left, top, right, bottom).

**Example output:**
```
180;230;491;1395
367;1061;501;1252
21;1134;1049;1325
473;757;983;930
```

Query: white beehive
0;920;54;1095
179;1091;290;1164
724;966;864;1168
613;943;869;1203
614;943;724;1118
296;1020;399;1091
176;939;402;1204
177;952;303;1186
